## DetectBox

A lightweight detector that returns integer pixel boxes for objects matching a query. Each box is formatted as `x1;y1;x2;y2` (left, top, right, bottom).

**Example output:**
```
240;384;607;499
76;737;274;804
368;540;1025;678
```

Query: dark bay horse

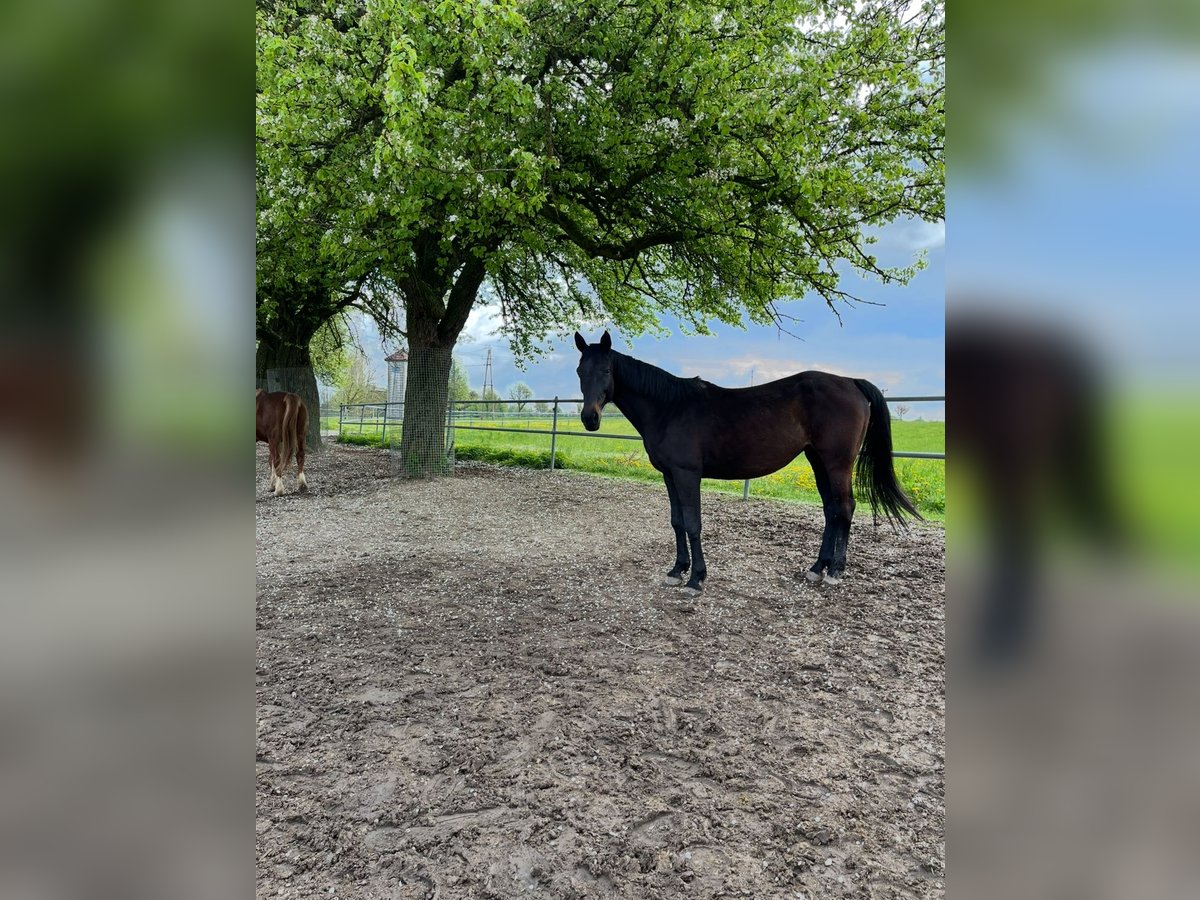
949;312;1122;661
574;331;920;593
256;389;308;496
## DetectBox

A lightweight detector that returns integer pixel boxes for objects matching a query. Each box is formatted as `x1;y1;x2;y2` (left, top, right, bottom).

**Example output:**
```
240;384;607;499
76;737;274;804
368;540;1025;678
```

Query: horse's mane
612;352;701;405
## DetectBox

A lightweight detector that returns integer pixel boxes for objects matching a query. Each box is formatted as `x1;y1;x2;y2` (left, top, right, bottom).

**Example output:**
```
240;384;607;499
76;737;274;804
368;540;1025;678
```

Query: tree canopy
309;313;354;385
330;346;385;406
508;381;534;410
256;0;943;468
448;355;472;407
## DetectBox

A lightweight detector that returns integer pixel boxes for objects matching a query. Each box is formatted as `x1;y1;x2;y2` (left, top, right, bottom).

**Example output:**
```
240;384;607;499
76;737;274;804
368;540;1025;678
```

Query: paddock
256;444;945;899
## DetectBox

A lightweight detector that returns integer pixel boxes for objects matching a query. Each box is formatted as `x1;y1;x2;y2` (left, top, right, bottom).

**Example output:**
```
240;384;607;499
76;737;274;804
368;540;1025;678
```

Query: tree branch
541;206;686;260
438;253;489;344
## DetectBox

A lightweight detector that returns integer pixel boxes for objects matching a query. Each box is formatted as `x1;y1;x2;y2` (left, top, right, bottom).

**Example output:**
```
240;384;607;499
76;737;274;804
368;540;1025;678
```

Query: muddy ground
256;445;945;899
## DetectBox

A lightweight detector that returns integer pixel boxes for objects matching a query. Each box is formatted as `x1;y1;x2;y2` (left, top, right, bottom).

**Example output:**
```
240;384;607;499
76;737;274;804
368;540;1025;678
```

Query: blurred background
951;0;1200;897
0;0;247;897
1;0;1198;896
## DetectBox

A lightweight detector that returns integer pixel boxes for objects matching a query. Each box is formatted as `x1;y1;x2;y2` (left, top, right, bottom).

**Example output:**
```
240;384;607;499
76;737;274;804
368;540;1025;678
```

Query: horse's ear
599;331;612;350
574;332;588;352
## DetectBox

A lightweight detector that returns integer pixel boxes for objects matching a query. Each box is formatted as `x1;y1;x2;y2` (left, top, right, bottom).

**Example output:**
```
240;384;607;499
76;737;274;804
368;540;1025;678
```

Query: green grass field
334;411;945;520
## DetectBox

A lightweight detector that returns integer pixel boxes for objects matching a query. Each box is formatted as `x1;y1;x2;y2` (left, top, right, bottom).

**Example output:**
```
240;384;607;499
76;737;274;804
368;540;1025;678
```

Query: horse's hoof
297;474;308;492
663;575;683;586
681;586;702;598
822;574;842;586
805;570;822;583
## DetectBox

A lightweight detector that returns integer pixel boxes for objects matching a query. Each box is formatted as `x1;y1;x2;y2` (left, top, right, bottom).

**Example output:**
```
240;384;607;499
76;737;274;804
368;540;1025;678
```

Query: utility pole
482;348;495;415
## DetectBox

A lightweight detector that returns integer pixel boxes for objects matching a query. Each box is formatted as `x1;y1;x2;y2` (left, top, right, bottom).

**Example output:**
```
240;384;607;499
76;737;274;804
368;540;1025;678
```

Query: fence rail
334;396;946;461
333;394;944;501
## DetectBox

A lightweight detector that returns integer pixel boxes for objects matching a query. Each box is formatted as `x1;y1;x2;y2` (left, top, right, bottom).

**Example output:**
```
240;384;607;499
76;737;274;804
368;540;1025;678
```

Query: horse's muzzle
581;408;601;431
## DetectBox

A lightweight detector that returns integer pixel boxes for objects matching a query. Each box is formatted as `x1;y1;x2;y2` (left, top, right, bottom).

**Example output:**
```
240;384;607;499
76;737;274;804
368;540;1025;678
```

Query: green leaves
258;0;943;357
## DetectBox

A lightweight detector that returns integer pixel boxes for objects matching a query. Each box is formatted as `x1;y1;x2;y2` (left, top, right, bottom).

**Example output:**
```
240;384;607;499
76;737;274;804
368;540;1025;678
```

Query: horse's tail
277;393;302;477
853;379;923;527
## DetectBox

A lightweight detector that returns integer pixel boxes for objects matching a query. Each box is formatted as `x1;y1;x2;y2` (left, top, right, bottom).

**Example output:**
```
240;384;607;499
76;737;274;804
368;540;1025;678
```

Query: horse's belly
703;445;802;480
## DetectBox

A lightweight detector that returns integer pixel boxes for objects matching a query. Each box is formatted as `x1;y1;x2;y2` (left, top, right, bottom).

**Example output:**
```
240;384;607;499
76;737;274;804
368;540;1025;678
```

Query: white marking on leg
805;570;822;583
273;471;285;495
822;574;841;586
298;471;308;491
663;575;683;586
681;586;702;598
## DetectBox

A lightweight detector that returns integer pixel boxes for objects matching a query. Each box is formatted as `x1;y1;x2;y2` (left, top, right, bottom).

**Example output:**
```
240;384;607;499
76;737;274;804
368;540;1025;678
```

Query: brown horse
575;331;920;593
256;389;308;496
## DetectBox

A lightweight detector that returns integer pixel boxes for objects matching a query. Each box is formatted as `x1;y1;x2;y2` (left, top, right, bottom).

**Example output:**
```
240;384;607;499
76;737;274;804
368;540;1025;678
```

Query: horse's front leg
671;468;707;596
662;471;689;585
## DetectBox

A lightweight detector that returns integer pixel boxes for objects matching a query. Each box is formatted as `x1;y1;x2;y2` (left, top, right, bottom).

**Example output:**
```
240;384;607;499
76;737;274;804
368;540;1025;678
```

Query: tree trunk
395;341;453;478
394;253;488;477
256;335;323;451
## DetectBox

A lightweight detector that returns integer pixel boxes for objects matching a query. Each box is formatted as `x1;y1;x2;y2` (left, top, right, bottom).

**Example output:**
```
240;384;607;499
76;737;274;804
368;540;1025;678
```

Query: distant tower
481;347;495;413
385;348;408;415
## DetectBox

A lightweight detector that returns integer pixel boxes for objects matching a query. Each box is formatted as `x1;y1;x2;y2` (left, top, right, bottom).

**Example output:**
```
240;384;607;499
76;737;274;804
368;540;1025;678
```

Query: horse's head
574;330;614;431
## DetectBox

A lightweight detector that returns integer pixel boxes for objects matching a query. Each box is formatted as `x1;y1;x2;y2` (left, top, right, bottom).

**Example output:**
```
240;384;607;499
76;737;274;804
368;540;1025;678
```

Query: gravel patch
257;444;945;899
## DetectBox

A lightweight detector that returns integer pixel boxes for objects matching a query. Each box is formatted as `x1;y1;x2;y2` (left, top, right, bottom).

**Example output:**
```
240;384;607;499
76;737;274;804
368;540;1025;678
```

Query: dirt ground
256;444;945;899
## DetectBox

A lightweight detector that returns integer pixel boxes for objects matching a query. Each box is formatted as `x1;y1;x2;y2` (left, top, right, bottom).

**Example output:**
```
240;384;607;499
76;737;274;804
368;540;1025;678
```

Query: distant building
385;349;408;415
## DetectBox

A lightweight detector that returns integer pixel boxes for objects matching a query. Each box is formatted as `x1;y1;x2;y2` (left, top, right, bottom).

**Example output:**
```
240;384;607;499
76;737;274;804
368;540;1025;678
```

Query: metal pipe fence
335;395;945;494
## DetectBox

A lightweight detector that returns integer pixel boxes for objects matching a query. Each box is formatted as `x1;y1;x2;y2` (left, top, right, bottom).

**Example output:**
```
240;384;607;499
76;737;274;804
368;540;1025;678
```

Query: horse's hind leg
295;402;309;491
662;471;689;585
268;437;284;495
805;450;836;582
296;436;308;492
823;461;856;585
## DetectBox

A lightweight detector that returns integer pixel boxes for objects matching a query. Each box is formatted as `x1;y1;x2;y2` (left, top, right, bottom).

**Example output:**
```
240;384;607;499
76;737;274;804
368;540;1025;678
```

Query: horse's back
703;369;865;418
256;390;304;443
686;370;870;478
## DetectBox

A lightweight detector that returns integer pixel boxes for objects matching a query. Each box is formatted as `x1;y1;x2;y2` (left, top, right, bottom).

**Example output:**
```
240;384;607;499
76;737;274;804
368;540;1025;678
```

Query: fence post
338;404;344;442
380;402;388;446
359;403;365;434
445;398;454;467
742;478;750;500
550;396;559;471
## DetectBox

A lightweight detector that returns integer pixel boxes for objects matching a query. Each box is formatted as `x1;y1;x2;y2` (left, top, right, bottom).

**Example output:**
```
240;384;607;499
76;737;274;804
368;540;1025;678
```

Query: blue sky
344;214;944;418
949;45;1200;386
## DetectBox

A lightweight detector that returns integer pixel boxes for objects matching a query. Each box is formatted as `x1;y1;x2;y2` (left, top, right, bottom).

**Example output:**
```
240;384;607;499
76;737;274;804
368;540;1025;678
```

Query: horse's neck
612;391;656;437
612;354;682;436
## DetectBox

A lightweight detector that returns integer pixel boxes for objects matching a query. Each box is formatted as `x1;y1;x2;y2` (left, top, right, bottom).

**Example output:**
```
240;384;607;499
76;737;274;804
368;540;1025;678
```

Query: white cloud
686;355;809;384
660;327;945;417
679;354;912;392
869;217;944;253
462;302;504;344
908;220;945;250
